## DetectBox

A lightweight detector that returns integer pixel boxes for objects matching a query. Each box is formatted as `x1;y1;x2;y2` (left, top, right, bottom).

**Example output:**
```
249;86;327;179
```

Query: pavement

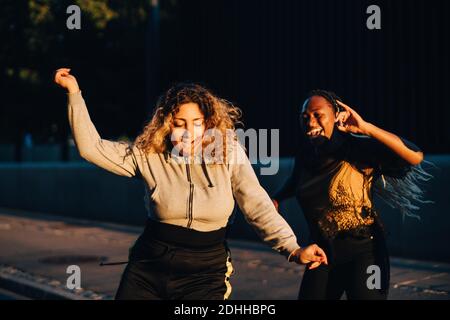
0;207;449;300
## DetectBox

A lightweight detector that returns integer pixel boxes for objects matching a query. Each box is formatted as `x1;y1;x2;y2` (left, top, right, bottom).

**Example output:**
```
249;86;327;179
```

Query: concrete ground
0;207;449;300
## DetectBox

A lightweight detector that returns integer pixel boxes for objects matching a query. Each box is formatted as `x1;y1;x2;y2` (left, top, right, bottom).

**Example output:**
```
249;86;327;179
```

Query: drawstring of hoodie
202;162;215;187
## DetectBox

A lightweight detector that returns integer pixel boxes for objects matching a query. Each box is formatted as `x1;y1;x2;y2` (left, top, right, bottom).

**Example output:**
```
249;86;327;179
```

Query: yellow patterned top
298;160;378;239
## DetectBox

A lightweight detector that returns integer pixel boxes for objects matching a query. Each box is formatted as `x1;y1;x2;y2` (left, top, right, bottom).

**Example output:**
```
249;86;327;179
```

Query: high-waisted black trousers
298;227;390;300
115;219;233;300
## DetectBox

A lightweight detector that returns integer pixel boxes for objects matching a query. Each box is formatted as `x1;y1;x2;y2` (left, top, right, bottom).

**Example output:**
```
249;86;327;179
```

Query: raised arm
336;100;424;166
54;68;140;178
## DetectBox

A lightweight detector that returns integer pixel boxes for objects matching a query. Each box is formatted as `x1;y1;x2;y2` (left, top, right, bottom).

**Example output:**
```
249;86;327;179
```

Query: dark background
1;0;449;159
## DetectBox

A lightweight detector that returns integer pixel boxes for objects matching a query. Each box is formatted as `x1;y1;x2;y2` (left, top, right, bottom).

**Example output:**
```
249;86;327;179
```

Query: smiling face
170;102;206;156
300;95;338;145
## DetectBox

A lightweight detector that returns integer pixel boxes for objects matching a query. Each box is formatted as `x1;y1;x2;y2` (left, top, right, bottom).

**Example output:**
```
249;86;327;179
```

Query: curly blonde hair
132;83;243;161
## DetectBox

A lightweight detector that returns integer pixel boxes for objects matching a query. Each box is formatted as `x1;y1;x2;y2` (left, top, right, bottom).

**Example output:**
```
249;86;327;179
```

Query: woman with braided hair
273;90;430;300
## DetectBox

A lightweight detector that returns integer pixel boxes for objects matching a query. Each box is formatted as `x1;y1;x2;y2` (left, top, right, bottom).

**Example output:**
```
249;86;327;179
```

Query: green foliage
0;0;176;144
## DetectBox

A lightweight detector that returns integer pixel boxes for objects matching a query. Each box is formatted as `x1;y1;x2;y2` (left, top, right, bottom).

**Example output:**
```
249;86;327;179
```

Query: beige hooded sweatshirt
67;91;301;258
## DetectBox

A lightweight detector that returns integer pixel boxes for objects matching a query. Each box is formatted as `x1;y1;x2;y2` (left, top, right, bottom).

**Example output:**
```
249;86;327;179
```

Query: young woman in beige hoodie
54;68;327;300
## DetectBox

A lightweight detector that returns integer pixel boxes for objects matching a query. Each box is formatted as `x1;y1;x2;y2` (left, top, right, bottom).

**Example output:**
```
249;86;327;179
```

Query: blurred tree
0;0;177;160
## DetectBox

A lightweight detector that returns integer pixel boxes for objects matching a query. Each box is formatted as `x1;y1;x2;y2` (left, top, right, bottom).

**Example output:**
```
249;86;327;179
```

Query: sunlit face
300;96;338;145
170;102;205;156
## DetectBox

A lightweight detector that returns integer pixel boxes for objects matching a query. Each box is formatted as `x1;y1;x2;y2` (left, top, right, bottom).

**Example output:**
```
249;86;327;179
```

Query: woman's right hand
54;68;80;94
290;244;328;269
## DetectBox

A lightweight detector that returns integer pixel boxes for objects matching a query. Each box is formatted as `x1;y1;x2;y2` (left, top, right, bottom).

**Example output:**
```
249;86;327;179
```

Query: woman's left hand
336;100;371;135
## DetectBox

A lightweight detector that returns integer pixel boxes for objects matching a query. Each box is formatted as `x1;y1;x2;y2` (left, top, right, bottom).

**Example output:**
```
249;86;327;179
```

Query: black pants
298;231;390;300
115;220;233;300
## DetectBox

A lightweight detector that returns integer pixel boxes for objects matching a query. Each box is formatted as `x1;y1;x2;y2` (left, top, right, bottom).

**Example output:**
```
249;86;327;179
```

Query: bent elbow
78;146;95;162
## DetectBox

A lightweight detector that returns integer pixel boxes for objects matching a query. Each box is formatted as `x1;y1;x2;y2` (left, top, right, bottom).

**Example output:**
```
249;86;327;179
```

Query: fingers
335;109;353;132
308;261;321;270
336;100;351;111
54;68;71;79
336;124;348;133
302;245;322;262
306;244;328;263
335;111;347;126
54;68;77;84
295;244;329;268
54;68;71;77
59;71;72;77
307;254;323;263
315;247;328;265
56;68;71;73
337;101;357;119
54;68;79;94
337;100;364;124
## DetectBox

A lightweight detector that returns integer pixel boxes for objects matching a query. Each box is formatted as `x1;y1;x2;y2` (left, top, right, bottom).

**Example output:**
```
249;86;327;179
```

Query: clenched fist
54;68;80;94
290;243;328;269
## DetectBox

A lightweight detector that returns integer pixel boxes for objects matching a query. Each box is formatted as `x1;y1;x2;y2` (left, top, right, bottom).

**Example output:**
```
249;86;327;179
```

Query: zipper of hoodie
185;159;194;228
